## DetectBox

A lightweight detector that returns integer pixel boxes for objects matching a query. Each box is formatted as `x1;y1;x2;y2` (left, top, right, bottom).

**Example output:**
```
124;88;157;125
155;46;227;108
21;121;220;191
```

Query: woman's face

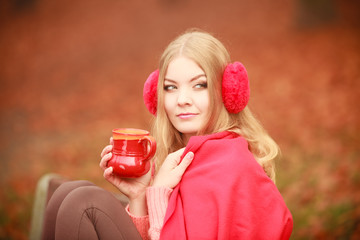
163;56;210;141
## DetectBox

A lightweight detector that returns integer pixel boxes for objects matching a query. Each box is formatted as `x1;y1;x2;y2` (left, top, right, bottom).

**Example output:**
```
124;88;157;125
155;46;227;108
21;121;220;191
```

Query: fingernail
187;152;194;160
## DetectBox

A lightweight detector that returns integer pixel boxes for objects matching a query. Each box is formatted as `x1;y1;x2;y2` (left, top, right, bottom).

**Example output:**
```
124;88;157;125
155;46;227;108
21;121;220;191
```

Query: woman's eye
164;85;177;91
194;82;208;89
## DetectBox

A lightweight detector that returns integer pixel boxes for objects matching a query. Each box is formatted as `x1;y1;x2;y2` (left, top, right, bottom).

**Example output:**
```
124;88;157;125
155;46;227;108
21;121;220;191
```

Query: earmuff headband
143;62;250;115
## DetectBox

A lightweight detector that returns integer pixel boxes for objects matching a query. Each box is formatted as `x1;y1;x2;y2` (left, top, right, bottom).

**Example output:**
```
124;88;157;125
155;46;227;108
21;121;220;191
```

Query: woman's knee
46;180;95;209
59;185;117;209
57;185;128;228
57;180;94;193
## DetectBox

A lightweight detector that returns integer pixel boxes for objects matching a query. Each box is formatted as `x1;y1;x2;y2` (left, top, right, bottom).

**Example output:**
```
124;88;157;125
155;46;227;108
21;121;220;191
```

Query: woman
42;29;293;240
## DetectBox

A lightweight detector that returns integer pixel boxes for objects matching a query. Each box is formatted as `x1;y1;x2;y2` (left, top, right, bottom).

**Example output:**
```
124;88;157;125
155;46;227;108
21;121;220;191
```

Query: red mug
107;128;156;178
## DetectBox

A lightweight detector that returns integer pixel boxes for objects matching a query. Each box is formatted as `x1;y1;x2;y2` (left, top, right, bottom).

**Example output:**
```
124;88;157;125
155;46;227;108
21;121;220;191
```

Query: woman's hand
152;148;194;189
99;138;151;201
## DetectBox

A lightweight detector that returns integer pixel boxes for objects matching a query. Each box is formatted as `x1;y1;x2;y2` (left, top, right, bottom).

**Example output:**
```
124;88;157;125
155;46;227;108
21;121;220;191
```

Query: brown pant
41;180;142;240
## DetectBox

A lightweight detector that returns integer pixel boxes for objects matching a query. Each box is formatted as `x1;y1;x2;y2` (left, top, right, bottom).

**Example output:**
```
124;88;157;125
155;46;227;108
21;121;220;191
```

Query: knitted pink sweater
126;186;172;240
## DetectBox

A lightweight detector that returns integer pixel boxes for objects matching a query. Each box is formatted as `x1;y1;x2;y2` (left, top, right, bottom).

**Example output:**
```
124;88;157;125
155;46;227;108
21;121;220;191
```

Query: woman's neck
182;134;193;145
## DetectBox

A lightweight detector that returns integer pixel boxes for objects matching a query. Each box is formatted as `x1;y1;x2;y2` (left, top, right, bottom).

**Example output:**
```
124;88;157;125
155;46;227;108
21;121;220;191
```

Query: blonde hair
151;29;279;182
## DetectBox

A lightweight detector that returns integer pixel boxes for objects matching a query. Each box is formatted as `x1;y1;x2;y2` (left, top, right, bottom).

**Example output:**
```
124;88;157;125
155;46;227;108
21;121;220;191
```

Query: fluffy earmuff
143;62;250;115
143;69;159;115
222;62;250;113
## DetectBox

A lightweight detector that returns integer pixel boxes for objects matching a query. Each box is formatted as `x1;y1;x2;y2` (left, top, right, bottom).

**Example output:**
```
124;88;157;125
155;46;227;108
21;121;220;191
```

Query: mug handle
144;136;156;160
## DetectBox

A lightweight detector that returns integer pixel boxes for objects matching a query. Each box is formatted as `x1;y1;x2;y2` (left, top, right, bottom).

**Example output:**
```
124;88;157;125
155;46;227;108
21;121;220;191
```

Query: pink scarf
160;131;293;239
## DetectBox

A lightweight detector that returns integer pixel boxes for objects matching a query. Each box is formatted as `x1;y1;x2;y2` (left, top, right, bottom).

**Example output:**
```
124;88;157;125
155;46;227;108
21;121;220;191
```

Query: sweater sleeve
125;205;150;240
146;186;173;240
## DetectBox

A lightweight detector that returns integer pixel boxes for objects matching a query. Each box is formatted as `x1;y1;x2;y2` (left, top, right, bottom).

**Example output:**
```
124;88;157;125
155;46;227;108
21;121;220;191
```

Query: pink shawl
160;131;293;239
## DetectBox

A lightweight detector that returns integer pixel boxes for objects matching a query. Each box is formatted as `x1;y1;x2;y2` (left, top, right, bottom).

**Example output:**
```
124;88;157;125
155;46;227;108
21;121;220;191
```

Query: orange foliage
0;0;359;239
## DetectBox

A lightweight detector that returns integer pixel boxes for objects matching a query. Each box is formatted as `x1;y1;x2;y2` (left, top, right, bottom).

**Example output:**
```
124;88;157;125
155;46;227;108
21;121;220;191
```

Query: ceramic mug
107;128;156;178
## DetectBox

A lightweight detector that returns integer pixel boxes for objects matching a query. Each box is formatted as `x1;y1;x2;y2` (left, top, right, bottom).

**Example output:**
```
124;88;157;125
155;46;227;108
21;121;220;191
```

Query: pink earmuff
143;62;250;115
143;69;159;115
221;62;250;113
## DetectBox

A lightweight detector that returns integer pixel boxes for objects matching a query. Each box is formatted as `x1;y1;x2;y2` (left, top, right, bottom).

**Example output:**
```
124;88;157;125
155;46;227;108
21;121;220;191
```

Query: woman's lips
177;113;198;119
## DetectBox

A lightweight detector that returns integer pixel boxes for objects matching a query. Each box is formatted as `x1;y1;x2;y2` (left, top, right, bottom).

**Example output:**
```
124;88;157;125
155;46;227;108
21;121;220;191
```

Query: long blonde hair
151;29;279;182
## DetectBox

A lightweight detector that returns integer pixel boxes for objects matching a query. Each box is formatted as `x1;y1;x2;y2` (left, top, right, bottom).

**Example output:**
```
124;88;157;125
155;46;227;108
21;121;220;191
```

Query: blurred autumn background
0;0;359;239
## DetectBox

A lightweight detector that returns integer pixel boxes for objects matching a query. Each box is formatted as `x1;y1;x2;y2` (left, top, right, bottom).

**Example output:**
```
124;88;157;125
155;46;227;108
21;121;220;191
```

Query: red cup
107;128;156;178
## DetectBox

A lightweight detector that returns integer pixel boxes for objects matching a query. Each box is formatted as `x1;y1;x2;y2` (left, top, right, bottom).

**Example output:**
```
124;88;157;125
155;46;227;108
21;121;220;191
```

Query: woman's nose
177;89;192;106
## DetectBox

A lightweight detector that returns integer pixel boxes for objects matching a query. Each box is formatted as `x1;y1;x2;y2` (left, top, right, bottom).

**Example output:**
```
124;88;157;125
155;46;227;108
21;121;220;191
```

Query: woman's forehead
165;56;206;81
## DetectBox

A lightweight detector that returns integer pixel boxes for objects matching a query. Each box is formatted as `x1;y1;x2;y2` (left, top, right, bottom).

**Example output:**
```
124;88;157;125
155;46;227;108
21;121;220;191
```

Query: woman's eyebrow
164;74;207;83
190;74;207;82
164;78;177;83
